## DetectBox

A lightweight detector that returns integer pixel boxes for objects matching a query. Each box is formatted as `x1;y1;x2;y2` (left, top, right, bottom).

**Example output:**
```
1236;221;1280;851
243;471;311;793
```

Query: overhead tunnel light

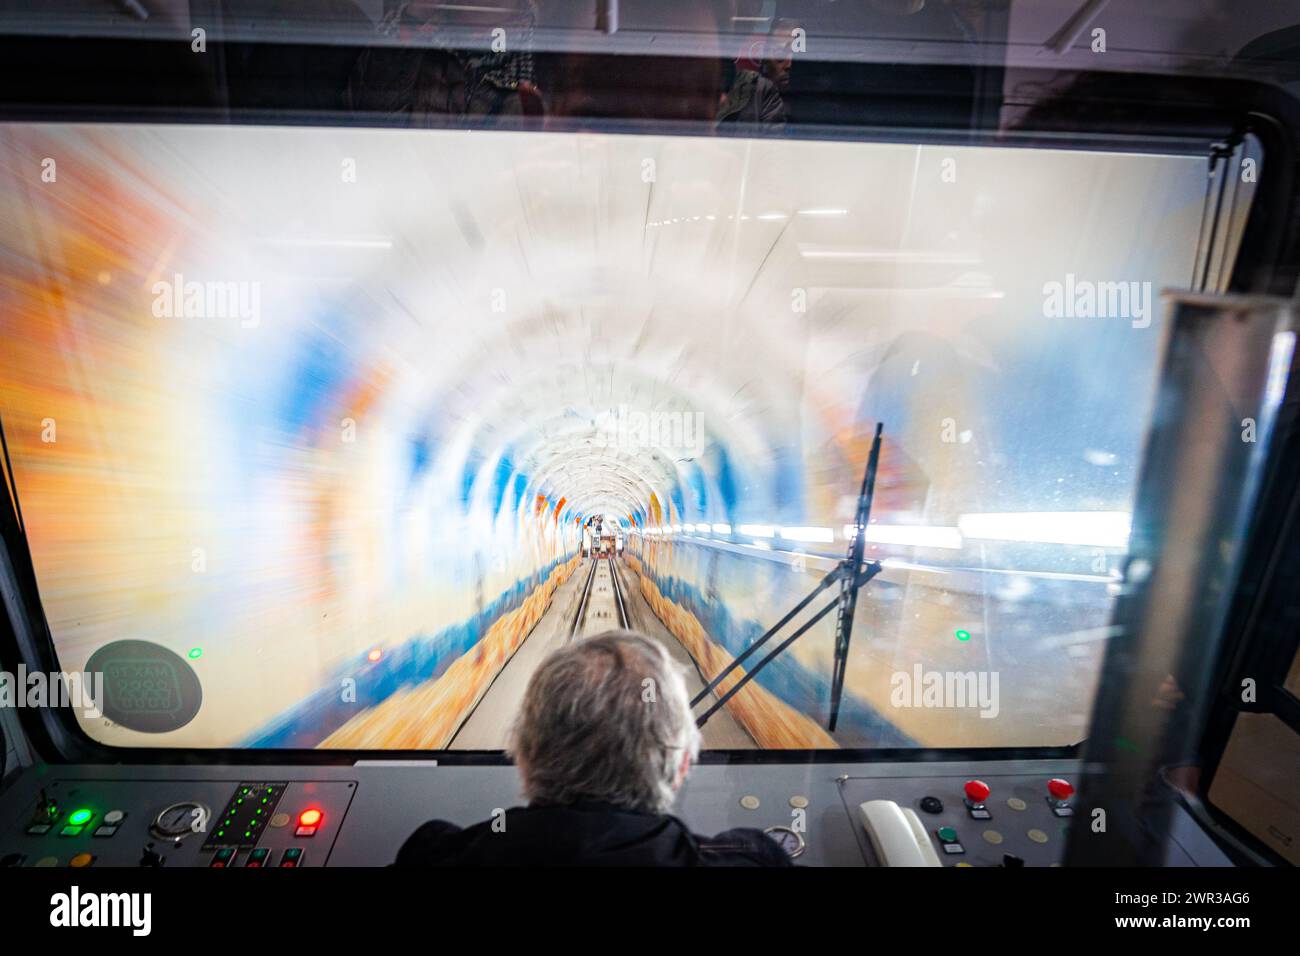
737;524;774;538
843;524;963;549
957;512;1131;548
780;527;835;544
712;524;731;534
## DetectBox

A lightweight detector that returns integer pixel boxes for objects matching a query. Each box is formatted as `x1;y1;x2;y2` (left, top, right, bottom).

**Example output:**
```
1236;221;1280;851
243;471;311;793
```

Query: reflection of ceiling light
957;512;1131;548
799;247;980;263
261;237;393;249
683;523;696;532
756;212;788;221
712;523;731;534
738;524;774;538
797;208;848;217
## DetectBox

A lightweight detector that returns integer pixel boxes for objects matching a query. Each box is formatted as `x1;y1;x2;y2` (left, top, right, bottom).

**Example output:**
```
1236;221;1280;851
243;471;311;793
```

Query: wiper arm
695;423;885;732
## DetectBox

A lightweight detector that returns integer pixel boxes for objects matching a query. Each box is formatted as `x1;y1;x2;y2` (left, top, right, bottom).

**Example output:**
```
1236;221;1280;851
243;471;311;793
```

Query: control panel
0;758;1158;867
1;778;355;869
839;772;1079;867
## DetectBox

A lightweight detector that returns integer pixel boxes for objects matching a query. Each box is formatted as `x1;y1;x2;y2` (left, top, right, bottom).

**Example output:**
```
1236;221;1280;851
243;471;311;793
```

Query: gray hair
508;630;703;815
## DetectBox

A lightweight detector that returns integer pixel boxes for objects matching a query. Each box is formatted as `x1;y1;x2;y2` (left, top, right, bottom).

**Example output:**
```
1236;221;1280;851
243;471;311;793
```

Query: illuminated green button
937;827;959;843
68;809;94;826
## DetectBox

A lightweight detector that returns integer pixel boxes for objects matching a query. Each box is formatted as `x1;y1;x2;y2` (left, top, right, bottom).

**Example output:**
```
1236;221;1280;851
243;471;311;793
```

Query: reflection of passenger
346;0;542;123
394;631;791;865
540;0;727;126
761;19;802;97
716;63;786;130
717;23;794;131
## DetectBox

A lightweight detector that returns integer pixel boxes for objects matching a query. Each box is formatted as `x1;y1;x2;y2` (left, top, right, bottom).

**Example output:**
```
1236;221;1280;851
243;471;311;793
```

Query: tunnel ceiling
221;127;940;532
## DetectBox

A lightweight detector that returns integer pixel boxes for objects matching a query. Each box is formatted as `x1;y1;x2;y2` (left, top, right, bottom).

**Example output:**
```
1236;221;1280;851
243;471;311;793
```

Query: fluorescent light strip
737;524;774;538
780;526;835;544
957;512;1131;548
843;524;963;549
798;248;980;264
262;237;394;249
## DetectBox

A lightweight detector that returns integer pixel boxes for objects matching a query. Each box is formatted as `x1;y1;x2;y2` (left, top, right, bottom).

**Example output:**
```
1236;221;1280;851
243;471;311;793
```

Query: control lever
32;788;59;824
139;842;164;867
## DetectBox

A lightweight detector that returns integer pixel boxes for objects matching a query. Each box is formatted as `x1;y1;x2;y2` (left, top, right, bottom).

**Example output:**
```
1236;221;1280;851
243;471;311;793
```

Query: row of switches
211;846;304;867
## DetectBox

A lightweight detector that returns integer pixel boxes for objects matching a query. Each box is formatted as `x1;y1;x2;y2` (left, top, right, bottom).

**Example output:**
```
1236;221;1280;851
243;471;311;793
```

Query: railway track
570;555;629;640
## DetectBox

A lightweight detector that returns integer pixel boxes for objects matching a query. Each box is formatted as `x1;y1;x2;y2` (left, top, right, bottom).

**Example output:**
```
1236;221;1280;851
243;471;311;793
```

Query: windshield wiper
694;422;885;732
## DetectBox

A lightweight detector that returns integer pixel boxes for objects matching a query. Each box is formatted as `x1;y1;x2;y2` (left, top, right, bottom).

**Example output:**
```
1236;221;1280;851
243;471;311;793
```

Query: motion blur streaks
0;123;1205;748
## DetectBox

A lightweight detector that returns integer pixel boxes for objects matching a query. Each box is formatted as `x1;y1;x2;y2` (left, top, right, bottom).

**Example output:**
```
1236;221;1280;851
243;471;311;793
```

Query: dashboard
0;758;1129;868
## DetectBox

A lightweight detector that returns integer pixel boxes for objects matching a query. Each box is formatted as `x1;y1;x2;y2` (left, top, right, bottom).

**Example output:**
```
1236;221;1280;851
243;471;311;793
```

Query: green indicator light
955;629;972;641
261;798;268;804
68;808;93;826
245;831;251;838
188;647;203;660
217;830;224;837
241;788;249;794
937;826;958;843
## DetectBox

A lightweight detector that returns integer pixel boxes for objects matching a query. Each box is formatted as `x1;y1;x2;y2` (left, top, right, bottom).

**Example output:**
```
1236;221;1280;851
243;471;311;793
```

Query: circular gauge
150;802;209;840
763;825;806;859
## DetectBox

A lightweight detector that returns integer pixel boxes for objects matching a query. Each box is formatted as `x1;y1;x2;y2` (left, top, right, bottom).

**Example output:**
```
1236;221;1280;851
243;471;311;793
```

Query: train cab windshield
0;122;1253;754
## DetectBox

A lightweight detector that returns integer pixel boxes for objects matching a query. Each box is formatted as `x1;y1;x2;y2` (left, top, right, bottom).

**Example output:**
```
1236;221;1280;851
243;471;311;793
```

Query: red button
963;780;991;803
1048;778;1075;801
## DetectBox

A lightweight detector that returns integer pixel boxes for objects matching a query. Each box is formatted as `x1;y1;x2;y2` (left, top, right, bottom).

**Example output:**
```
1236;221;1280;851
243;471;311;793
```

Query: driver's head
509;631;702;814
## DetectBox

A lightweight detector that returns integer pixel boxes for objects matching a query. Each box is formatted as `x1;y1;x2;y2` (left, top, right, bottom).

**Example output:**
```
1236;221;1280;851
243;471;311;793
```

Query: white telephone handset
858;800;943;867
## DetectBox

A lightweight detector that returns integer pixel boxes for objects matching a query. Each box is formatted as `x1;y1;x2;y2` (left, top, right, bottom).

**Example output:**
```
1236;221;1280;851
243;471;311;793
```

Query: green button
937;827;959;843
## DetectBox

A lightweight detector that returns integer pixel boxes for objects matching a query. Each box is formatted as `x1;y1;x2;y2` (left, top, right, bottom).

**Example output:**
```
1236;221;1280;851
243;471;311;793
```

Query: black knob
919;796;944;815
139;843;164;867
32;788;59;824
